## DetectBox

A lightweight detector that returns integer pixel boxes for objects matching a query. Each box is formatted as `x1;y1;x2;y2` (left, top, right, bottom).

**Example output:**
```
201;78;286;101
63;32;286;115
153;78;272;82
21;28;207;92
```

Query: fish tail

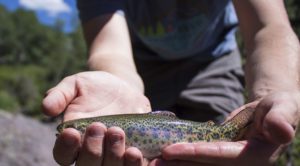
225;108;254;128
221;108;255;140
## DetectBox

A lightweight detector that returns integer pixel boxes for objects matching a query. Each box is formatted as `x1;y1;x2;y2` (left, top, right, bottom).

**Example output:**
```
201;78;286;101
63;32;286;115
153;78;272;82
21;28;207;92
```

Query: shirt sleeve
76;0;125;23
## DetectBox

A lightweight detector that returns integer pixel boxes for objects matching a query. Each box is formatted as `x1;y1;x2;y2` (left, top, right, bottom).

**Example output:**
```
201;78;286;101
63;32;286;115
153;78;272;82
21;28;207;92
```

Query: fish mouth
56;123;65;134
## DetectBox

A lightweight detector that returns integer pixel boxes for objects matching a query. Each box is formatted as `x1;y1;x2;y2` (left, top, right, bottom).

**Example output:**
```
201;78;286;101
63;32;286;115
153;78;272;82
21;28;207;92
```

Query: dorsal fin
149;111;177;118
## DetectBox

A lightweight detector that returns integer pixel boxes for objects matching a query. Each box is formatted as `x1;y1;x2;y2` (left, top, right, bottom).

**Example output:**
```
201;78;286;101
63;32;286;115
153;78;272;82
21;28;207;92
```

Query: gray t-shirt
77;0;238;61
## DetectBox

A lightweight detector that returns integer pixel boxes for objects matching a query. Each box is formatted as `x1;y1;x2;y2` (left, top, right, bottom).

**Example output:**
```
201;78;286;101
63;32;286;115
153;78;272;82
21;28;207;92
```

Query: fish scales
57;108;254;158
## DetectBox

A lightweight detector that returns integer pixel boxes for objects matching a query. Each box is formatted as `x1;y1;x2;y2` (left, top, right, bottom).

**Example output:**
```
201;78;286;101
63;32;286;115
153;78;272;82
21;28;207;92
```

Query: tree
0;6;87;117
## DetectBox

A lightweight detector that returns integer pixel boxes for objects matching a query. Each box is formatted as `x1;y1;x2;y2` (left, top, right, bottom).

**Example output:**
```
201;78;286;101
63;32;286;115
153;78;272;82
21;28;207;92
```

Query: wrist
249;85;300;102
88;57;144;93
110;70;144;94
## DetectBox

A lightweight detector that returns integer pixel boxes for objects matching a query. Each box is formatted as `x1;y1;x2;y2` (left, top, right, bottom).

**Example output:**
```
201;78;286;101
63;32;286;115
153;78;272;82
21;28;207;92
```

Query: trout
57;108;254;158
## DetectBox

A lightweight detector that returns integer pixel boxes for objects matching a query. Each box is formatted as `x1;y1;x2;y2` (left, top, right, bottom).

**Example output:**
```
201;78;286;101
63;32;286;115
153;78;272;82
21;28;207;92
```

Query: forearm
245;25;300;99
83;13;144;93
233;0;300;100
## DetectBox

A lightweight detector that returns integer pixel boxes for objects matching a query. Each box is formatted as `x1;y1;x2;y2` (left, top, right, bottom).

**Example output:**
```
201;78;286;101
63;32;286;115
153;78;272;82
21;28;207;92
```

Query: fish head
56;121;88;136
56;123;65;134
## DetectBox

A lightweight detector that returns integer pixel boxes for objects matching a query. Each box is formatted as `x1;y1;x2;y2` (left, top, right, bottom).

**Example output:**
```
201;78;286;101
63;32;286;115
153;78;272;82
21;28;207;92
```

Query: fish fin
206;120;215;126
150;111;177;118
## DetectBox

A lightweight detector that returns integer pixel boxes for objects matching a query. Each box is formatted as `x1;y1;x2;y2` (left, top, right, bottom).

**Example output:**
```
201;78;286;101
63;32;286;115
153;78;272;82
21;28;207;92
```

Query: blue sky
0;0;79;33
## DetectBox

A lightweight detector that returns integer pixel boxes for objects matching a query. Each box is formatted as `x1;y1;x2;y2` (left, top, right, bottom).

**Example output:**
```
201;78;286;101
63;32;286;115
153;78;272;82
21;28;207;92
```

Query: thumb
42;76;77;117
255;98;297;145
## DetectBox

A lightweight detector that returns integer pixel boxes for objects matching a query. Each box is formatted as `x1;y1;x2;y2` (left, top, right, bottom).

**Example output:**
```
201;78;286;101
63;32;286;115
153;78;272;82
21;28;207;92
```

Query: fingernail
87;127;104;138
63;135;77;146
153;159;167;166
110;134;123;145
127;159;139;166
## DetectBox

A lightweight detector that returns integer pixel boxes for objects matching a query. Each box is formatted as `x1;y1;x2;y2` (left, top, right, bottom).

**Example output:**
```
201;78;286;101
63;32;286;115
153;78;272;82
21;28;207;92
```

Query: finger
149;159;214;166
76;123;107;166
162;141;245;164
162;140;279;165
255;98;297;144
53;128;81;165
103;127;126;166
42;76;78;117
124;147;144;166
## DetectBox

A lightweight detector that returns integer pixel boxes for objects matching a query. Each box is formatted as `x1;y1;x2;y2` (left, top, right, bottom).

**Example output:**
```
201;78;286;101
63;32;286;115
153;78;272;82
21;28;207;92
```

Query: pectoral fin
206;120;215;126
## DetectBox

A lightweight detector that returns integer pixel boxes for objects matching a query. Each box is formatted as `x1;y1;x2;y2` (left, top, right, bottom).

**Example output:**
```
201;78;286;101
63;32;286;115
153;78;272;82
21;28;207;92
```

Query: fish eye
56;124;64;133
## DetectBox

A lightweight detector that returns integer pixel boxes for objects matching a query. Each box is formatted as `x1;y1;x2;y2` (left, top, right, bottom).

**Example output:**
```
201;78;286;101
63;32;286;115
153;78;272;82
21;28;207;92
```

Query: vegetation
0;6;87;117
0;0;300;165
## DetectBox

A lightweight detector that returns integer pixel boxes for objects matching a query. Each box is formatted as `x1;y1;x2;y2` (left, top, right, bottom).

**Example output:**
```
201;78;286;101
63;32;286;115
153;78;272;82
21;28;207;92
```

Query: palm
43;71;151;122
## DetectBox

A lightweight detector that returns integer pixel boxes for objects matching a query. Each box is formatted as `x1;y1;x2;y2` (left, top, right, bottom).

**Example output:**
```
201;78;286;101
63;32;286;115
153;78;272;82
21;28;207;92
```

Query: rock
0;111;58;166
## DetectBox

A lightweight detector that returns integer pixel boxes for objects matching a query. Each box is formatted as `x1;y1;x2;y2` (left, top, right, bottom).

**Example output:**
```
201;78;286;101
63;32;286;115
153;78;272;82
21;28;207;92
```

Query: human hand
149;91;300;166
54;123;149;166
42;71;151;165
43;71;151;121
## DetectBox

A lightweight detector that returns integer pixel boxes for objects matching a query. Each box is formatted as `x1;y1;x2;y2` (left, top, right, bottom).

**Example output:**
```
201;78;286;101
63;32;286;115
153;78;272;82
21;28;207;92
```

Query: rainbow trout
57;108;254;158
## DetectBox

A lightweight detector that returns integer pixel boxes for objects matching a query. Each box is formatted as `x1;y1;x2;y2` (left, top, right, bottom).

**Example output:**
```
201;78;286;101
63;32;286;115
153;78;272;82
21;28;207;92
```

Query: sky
0;0;79;33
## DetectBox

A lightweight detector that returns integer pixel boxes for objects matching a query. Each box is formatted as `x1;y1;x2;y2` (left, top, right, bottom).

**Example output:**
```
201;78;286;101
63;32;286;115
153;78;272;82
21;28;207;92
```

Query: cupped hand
43;71;151;121
150;91;300;166
42;71;151;166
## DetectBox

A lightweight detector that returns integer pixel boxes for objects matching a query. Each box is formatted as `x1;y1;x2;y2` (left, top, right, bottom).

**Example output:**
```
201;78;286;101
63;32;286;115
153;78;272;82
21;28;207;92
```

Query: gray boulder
0;111;58;166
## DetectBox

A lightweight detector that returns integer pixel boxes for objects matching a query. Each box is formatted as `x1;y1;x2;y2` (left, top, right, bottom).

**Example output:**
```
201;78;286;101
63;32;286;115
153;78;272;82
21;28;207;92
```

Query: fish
57;108;254;158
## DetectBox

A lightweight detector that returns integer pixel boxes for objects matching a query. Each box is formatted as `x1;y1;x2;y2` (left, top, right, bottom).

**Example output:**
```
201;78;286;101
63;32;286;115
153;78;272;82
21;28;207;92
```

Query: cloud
19;0;71;16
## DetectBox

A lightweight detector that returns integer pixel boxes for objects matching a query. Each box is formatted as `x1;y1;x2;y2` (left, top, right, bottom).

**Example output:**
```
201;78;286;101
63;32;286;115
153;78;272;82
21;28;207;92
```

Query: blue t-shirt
77;0;238;61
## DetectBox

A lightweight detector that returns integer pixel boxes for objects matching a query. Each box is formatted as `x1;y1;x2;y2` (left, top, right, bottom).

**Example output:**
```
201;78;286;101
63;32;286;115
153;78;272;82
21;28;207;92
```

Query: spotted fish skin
57;108;254;158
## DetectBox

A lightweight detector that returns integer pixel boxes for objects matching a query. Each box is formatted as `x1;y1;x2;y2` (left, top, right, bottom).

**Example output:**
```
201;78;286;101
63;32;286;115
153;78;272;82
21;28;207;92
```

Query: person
42;0;300;165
